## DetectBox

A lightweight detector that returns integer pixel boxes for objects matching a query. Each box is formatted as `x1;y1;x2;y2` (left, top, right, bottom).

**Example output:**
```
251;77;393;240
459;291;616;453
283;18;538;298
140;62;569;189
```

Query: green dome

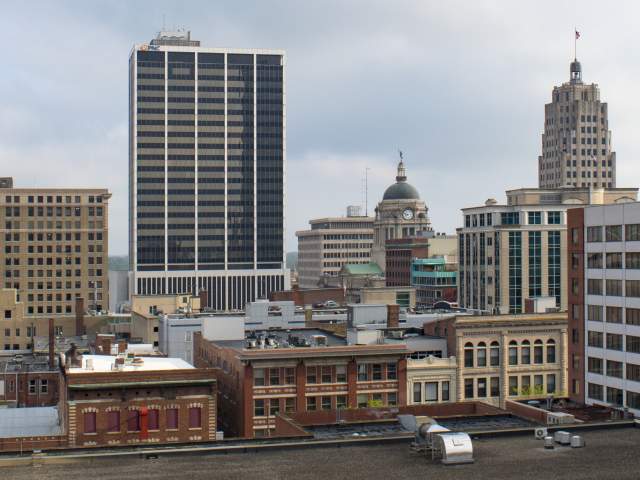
383;182;420;200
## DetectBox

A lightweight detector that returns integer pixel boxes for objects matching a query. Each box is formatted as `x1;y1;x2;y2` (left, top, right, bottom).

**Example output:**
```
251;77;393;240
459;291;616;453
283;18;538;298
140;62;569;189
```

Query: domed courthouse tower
371;159;432;273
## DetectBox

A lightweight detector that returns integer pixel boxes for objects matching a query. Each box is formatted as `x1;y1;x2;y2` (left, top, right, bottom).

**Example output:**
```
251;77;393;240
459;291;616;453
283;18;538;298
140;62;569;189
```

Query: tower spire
396;149;406;182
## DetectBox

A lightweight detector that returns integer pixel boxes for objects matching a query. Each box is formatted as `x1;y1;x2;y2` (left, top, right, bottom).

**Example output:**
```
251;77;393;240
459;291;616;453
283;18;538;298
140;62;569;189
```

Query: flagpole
574;27;577;60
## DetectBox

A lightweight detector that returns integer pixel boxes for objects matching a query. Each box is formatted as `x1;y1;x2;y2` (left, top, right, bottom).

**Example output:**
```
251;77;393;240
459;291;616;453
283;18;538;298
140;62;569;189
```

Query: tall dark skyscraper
129;30;288;310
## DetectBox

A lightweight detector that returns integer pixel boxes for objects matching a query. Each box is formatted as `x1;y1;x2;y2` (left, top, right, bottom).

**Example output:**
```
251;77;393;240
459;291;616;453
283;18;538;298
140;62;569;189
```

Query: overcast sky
3;0;640;255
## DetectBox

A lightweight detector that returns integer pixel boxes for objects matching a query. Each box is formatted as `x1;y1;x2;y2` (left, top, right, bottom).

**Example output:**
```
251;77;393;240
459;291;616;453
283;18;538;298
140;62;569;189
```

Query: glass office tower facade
129;31;288;310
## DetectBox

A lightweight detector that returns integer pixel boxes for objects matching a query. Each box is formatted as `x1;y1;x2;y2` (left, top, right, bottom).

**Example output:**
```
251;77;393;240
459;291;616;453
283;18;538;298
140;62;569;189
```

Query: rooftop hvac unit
570;435;585;448
553;431;572;445
547;411;576;425
543;436;554;449
534;427;548;440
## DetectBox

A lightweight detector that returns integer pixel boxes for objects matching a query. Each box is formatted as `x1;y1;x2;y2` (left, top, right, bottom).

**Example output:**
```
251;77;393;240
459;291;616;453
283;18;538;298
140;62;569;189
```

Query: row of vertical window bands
585;279;640;297
586;331;640;353
584;305;640;324
583;252;640;269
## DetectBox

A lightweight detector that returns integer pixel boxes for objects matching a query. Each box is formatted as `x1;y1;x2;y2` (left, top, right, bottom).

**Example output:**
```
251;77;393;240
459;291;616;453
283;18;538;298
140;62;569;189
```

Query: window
464;342;474;367
357;364;368;382
490;342;500;366
387;363;397;380
28;379;36;394
547;211;561;224
306;397;318;411
387;392;398;406
528;211;541;224
372;364;383;381
254;368;265;386
587;226;602;242
425;382;438;402
606;333;623;351
605;253;622;269
605;225;622;242
490;377;500;397
546;339;556;363
284;398;296;413
625;224;640;241
357;394;368;408
588;331;603;348
127;410;140;432
627;363;640;382
166;408;178;430
627;280;640;298
588;382;604;401
336;365;347;383
477;378;487;398
628;391;640;410
626;252;640;269
464;379;474;399
476;342;487;367
628;308;640;326
606;279;623;296
269;368;280;386
534;340;544;364
413;382;422;403
307;366;317;384
534;375;544;394
84;412;97;434
606;360;623;378
148;409;160;430
508;341;518;365
254;399;265;416
3;310;10;319
587;279;602;295
336;396;347;409
107;410;120;433
188;407;201;428
285;367;295;385
588;357;603;374
270;398;280;416
588;305;603;322
607;387;623;406
627;335;640;354
442;381;450;401
40;379;48;393
508;376;518;395
587;252;602;269
547;374;556;394
521;340;531;364
606;306;623;324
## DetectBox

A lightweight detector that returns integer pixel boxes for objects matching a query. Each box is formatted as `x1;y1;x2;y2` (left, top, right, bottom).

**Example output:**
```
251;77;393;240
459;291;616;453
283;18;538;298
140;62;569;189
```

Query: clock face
402;208;414;220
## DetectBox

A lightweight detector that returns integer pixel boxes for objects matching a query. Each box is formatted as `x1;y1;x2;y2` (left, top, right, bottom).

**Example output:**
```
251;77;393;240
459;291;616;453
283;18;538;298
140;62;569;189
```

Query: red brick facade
269;287;345;306
567;207;585;404
385;237;429;287
194;333;408;438
63;367;217;448
0;369;60;407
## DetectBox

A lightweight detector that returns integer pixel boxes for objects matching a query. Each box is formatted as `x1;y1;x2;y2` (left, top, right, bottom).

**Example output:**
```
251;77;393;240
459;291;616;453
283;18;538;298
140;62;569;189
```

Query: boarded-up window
188;407;201;429
127;409;140;432
107;410;120;433
166;408;179;430
84;412;96;434
148;409;160;430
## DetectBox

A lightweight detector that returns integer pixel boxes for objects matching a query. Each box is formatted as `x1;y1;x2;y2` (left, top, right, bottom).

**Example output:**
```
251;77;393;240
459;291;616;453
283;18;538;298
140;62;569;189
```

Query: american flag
575;30;581;40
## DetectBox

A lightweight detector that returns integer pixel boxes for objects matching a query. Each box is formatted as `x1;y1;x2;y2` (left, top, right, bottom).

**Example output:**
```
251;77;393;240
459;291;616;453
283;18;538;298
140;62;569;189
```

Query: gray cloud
2;0;640;254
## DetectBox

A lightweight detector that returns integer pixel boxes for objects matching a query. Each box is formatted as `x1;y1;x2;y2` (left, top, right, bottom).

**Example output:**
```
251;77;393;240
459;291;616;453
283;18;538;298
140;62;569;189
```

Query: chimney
75;297;85;336
117;339;127;354
199;289;208;309
96;334;112;355
387;304;400;329
48;318;55;369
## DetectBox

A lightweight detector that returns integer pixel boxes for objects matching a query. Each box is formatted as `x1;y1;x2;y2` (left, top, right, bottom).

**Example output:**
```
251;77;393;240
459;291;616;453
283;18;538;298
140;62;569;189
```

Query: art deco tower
538;59;616;188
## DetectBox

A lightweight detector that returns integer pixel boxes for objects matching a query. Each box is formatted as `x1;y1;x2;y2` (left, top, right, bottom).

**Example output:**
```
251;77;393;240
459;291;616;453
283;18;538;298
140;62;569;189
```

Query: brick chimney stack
387;304;400;329
75;297;85;335
48;318;55;369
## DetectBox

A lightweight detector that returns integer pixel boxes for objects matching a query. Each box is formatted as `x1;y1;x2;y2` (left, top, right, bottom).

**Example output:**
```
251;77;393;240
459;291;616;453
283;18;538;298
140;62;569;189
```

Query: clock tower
371;156;432;273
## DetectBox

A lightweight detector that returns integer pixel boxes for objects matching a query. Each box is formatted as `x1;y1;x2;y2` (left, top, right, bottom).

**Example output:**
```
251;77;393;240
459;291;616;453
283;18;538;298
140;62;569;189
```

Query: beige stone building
423;312;569;408
406;356;457;405
0;179;110;346
130;294;202;345
539;58;616;188
457;187;637;314
296;210;374;288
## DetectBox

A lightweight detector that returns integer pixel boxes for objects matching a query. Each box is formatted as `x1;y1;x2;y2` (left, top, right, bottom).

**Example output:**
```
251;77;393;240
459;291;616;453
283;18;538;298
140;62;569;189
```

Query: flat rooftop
0;406;62;438
213;328;347;350
3;428;640;479
67;355;193;373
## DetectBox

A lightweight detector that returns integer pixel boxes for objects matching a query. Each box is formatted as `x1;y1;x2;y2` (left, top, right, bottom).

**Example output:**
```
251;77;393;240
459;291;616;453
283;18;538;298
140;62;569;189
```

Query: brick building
194;329;408;438
0;355;59;407
269;287;345;307
385;237;429;287
61;352;217;448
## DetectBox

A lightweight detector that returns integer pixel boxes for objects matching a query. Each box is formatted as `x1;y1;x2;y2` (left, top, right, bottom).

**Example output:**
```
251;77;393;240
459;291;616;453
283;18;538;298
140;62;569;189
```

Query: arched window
476;342;487;367
464;342;474;368
546;339;556;363
534;339;544;364
490;341;500;366
521;340;531;364
509;340;518;365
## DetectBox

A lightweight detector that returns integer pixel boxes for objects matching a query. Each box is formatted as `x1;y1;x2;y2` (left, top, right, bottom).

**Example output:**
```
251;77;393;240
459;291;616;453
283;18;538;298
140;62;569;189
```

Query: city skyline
5;1;640;255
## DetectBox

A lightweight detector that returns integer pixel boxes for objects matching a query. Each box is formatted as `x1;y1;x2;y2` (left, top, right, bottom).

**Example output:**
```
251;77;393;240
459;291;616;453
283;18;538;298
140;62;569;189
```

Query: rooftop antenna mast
362;167;371;217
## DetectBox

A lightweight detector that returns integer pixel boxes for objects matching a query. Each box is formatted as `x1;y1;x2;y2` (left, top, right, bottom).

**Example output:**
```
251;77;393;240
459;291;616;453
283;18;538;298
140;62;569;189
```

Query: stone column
456;333;464;402
500;332;509;409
